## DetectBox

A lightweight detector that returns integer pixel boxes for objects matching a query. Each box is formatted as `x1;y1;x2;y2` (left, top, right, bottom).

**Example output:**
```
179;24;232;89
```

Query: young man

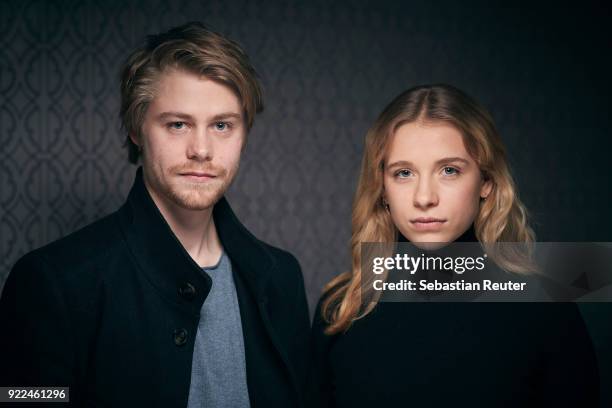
0;22;311;407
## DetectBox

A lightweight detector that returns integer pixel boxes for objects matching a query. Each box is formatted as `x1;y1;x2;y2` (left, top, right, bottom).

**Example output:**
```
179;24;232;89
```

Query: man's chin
171;193;223;211
164;185;227;211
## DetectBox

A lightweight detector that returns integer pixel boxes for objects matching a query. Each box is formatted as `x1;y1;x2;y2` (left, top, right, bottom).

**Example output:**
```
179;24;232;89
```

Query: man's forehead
150;70;243;116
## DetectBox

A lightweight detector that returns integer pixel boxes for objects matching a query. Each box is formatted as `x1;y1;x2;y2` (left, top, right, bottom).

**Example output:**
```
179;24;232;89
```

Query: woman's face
383;122;492;243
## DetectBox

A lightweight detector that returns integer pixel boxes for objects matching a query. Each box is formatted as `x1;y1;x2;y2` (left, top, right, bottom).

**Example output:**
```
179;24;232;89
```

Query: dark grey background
1;0;611;403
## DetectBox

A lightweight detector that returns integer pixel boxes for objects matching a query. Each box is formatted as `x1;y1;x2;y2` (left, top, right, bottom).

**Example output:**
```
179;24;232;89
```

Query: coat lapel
212;188;300;396
117;167;212;316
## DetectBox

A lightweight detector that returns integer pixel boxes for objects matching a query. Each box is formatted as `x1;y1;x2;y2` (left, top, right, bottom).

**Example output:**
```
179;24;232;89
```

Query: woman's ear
480;179;493;199
380;189;390;209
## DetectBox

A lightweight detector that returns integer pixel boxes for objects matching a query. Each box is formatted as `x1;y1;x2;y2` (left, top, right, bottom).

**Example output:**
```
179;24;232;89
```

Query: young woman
312;84;599;407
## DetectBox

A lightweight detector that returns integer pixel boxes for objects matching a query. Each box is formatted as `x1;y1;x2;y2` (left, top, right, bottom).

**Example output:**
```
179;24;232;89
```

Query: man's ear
129;132;139;148
240;132;248;153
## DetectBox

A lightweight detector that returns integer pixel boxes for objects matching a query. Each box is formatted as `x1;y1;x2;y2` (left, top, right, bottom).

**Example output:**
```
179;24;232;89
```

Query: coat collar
116;167;276;315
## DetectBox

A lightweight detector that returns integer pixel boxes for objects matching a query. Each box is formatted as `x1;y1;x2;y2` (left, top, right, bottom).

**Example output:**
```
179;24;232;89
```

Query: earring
381;197;390;211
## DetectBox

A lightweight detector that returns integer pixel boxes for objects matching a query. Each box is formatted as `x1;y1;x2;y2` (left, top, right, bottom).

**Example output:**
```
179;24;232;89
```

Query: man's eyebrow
386;157;470;169
156;112;196;121
209;112;243;122
155;111;243;122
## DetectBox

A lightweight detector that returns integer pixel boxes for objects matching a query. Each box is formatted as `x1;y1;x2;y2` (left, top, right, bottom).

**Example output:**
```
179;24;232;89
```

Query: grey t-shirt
187;252;250;408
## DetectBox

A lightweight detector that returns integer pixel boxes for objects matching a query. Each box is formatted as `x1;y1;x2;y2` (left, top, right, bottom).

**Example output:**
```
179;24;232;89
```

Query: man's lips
179;171;217;180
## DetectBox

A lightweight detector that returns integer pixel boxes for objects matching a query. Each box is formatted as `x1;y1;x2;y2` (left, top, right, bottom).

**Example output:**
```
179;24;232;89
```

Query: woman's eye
443;166;459;175
395;169;412;178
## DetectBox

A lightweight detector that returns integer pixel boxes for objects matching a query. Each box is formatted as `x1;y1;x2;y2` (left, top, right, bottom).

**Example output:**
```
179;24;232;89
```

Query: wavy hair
321;84;536;335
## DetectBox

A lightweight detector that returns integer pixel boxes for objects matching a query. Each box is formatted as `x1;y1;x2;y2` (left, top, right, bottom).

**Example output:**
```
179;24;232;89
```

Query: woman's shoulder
311;292;333;340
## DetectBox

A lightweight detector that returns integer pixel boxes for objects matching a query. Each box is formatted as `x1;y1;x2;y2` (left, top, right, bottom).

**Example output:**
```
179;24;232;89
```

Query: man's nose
186;128;213;161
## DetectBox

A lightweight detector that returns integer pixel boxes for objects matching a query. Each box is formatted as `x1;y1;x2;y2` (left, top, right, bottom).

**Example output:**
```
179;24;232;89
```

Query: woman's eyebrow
386;157;470;169
435;157;470;166
386;160;414;169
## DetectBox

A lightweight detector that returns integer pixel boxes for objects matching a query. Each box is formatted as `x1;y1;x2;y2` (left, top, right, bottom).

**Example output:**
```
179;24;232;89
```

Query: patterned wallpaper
1;0;611;311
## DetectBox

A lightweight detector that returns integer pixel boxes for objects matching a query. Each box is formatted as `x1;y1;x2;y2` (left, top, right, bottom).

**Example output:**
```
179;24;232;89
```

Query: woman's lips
410;218;446;231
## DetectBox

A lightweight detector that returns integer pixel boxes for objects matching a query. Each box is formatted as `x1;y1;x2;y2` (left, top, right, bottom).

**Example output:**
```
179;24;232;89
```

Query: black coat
0;168;312;407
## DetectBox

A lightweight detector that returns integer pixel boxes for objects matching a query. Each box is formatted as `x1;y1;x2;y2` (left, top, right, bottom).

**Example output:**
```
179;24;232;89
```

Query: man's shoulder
3;209;127;306
14;208;125;275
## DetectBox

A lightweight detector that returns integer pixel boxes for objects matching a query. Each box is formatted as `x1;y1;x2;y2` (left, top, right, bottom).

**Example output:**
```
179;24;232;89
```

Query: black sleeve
536;303;600;407
286;253;317;408
311;299;336;408
0;253;76;406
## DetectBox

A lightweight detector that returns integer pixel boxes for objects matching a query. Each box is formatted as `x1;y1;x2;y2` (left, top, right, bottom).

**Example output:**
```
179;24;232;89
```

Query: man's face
135;69;246;211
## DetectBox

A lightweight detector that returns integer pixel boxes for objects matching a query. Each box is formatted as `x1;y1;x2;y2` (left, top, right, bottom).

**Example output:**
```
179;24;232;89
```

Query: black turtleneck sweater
311;226;599;407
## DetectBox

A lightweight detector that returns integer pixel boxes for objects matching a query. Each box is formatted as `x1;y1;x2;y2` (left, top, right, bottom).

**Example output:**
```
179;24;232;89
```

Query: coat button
178;282;196;300
173;328;188;346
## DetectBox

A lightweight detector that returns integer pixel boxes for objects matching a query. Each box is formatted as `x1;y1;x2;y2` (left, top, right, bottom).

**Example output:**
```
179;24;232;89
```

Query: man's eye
214;121;231;131
395;169;412;178
168;121;186;130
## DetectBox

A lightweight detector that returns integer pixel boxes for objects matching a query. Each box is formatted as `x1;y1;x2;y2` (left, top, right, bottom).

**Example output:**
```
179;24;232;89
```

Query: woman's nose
413;178;438;209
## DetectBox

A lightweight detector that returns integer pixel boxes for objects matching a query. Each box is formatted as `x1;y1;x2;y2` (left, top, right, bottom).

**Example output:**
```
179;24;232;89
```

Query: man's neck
144;182;223;268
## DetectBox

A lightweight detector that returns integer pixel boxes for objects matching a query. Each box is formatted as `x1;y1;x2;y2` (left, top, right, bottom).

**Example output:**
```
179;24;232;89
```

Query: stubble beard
145;161;239;211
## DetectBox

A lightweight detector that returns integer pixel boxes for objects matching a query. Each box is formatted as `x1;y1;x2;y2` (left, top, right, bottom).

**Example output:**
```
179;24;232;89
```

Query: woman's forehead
385;122;473;165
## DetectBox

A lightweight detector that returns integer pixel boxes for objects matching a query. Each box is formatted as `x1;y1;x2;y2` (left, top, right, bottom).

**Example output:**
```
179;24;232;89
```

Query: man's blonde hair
119;22;264;164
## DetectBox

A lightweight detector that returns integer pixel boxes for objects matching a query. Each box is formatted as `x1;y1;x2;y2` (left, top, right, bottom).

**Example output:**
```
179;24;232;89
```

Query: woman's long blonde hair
321;84;535;335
